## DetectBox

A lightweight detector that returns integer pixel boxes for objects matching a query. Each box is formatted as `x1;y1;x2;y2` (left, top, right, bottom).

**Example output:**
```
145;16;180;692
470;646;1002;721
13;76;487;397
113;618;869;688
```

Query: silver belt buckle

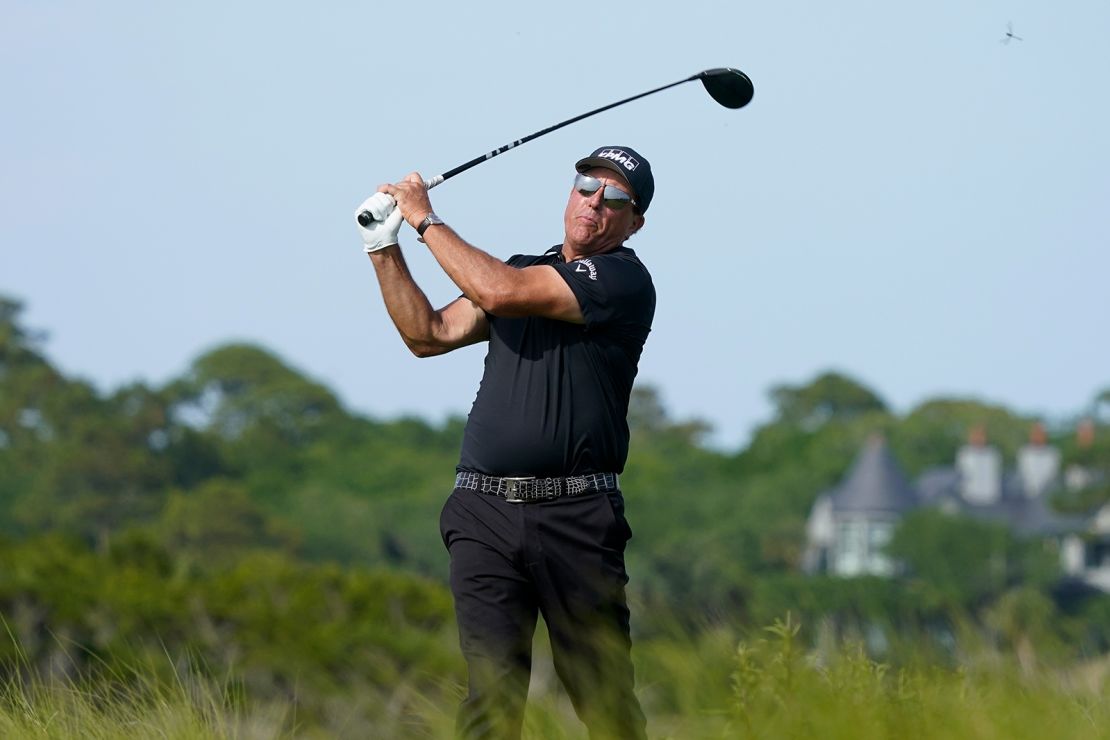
503;476;534;503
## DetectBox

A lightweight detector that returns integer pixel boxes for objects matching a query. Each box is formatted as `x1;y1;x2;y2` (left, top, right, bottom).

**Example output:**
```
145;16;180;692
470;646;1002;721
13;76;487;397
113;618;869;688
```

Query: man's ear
627;213;646;238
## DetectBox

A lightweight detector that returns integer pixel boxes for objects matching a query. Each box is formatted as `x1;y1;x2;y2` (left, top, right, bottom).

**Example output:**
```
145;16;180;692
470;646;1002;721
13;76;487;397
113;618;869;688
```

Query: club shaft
437;74;698;183
357;74;701;226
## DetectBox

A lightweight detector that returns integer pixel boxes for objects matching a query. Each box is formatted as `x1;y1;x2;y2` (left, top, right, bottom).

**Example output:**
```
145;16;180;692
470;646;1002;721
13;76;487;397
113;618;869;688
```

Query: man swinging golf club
356;145;655;739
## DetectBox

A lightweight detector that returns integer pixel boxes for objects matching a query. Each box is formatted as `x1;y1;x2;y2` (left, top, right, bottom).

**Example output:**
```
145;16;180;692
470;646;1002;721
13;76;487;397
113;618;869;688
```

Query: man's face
563;166;646;257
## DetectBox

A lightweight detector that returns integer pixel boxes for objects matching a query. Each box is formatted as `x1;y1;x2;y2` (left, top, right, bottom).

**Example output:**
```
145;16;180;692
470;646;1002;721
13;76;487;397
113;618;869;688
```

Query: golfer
356;146;655;740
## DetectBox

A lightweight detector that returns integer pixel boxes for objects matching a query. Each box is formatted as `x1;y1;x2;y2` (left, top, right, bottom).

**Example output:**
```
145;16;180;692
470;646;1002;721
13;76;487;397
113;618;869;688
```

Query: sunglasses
574;173;638;211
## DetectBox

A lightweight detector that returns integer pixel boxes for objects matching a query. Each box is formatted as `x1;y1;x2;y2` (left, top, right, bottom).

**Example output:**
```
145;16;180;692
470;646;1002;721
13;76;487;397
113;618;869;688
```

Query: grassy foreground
3;617;1110;739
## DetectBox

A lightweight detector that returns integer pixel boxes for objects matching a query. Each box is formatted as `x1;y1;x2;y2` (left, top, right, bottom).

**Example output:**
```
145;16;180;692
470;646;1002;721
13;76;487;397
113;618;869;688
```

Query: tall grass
0;630;287;740
3;617;1110;739
0;652;461;739
720;615;1110;740
0;664;258;739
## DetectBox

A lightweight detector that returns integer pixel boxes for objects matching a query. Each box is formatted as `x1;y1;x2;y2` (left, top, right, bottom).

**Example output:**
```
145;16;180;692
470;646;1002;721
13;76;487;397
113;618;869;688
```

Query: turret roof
831;436;918;514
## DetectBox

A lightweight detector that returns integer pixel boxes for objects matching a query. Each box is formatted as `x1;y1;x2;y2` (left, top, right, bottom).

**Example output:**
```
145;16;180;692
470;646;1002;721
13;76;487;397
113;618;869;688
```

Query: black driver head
698;68;754;109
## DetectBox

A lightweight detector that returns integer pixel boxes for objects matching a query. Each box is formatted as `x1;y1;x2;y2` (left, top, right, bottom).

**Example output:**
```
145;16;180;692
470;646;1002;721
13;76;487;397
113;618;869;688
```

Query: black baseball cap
574;146;654;213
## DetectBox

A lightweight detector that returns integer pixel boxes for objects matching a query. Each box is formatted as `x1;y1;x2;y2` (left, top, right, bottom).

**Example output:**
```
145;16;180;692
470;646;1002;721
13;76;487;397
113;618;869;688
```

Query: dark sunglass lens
575;174;634;210
575;174;603;195
602;185;633;210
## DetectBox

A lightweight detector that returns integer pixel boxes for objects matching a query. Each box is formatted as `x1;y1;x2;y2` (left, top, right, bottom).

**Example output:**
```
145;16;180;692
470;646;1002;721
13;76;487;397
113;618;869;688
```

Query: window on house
867;522;894;576
835;521;868;576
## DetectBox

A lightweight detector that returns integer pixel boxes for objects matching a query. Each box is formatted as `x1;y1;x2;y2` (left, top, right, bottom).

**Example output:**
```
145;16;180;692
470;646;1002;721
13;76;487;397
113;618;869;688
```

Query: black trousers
439;487;647;740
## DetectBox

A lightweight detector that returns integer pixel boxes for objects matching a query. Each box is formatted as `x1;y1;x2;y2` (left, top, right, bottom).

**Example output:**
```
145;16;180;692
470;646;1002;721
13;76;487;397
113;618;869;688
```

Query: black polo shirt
457;245;655;477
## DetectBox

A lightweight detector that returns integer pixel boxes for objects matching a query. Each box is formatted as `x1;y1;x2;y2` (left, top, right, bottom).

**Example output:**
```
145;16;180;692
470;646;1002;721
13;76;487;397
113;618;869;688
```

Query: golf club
357;67;753;226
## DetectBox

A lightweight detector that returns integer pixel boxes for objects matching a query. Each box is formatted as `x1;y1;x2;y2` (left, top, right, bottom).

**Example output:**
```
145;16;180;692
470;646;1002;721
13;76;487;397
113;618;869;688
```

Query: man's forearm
367;247;448;356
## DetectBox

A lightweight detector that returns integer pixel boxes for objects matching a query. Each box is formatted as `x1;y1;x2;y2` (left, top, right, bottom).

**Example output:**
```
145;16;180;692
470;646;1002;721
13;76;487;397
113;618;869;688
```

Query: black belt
454;471;620;503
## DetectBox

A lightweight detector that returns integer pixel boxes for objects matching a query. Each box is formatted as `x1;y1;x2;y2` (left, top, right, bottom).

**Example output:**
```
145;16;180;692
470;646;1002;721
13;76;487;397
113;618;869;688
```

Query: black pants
439;487;647;740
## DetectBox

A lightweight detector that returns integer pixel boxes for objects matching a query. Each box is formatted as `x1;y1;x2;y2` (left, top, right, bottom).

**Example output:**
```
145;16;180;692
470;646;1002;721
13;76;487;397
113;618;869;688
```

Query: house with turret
803;424;1110;591
803;435;916;576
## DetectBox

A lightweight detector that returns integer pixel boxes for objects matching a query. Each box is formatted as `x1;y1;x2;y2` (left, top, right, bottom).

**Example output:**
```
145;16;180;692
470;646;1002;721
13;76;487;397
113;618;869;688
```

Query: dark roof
916;467;1087;536
1001;471;1028;501
956;492;1087;537
916;466;960;505
831;436;918;515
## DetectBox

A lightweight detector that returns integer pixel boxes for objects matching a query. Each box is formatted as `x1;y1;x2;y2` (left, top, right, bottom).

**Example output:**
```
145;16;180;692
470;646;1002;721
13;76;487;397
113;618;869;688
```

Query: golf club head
697;68;754;109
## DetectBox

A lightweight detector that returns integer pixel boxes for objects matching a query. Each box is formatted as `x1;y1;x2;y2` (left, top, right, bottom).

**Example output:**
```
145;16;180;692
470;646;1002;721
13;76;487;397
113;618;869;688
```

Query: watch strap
416;213;444;237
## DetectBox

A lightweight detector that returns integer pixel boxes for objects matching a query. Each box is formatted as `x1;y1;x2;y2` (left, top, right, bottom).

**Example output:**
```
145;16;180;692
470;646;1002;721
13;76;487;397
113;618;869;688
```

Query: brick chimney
1077;418;1096;448
957;424;1001;504
1018;421;1060;498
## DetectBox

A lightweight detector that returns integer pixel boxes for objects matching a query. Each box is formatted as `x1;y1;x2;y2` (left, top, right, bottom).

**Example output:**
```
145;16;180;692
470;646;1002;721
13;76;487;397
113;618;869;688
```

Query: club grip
355;175;444;227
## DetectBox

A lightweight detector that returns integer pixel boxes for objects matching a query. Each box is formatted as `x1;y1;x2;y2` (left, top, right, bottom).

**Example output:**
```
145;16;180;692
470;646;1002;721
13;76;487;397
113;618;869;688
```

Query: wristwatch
416;212;445;237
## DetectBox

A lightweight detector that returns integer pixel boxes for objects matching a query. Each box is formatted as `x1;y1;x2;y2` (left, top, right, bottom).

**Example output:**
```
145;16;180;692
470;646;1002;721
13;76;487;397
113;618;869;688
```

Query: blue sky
3;1;1108;449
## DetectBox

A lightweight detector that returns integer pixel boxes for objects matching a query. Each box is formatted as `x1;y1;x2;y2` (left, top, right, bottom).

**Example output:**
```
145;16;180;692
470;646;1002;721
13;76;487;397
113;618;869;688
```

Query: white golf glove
355;192;404;253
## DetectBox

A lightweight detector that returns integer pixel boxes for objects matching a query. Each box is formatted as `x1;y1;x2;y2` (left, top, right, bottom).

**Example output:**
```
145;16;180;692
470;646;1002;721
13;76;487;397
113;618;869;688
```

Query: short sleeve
551;251;655;328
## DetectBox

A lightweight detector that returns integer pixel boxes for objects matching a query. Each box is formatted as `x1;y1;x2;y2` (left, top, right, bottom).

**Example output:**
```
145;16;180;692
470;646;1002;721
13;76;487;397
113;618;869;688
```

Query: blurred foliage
768;371;888;429
719;613;1110;740
887;509;1060;611
3;293;1110;734
889;398;1033;476
0;532;460;731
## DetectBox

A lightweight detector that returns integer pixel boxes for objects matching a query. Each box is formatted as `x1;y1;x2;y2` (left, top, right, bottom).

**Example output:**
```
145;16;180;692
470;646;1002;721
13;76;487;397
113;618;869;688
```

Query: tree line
3;292;1110;717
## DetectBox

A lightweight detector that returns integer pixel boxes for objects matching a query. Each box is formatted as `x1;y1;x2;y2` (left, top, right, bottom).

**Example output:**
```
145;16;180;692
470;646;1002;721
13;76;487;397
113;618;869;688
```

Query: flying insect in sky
1001;22;1024;44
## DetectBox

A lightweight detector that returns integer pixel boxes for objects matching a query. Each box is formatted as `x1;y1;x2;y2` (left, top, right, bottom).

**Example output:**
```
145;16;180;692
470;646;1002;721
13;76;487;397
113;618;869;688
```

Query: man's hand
382;173;435;229
355;193;404;253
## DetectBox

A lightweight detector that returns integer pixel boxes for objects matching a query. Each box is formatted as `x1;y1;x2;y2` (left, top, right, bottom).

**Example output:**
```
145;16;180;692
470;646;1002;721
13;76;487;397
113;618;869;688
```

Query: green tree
1053;399;1110;513
886;508;1059;610
167;343;349;470
628;384;713;449
768;371;887;430
0;295;50;374
156;478;301;567
8;381;183;545
0;296;68;532
890;398;1032;476
0;297;181;542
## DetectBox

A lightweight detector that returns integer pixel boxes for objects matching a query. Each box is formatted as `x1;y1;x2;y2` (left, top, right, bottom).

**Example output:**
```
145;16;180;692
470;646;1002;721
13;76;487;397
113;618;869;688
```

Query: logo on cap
597;149;639;172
